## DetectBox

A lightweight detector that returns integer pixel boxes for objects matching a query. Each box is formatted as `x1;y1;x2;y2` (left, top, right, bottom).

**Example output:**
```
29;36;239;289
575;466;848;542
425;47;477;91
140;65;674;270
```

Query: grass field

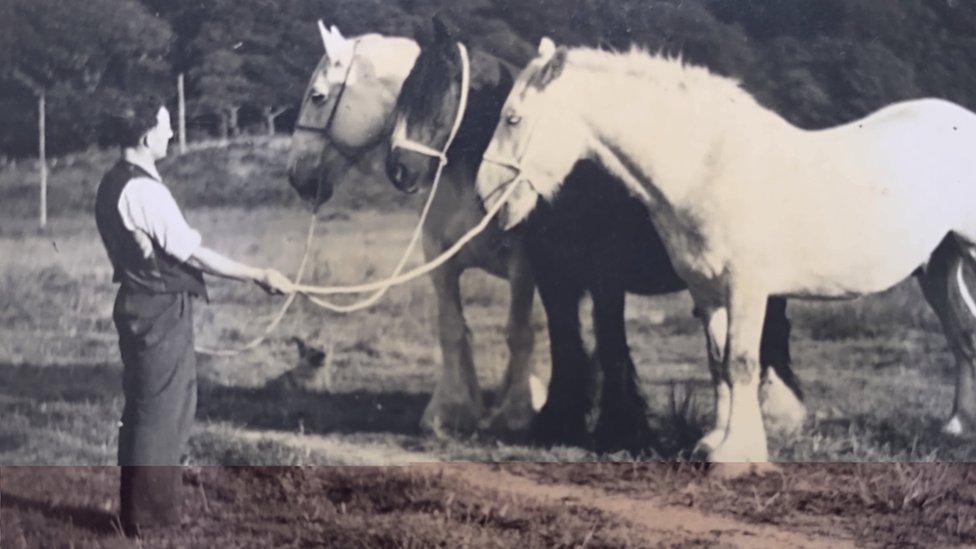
3;139;976;546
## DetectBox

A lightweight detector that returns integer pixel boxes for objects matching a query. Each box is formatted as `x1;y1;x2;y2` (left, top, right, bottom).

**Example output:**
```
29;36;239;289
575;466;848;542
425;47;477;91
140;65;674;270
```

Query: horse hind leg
917;235;976;436
758;297;807;438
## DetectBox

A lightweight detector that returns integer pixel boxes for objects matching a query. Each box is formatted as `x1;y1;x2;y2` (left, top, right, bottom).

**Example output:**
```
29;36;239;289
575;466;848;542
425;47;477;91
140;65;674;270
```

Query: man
95;95;294;537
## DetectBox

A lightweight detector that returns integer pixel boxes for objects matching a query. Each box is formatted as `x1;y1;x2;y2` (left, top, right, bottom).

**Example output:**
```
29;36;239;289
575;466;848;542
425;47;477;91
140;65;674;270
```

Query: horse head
476;37;584;230
386;16;468;194
287;22;419;206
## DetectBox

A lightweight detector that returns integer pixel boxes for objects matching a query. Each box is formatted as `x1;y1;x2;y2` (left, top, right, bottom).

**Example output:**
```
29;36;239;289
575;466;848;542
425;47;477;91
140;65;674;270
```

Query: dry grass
3;140;976;546
1;140;973;466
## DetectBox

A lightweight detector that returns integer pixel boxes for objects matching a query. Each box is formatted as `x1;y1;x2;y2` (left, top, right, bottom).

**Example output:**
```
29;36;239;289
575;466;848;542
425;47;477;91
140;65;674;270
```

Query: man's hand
256;268;296;295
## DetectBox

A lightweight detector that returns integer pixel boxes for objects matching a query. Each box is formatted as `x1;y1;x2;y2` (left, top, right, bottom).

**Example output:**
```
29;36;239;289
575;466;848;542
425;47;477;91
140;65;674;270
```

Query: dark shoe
122;521;180;539
119;466;182;535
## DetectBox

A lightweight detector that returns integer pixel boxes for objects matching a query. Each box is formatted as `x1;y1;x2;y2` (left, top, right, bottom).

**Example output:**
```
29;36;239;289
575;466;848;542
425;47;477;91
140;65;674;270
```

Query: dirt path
431;463;858;548
218;427;858;547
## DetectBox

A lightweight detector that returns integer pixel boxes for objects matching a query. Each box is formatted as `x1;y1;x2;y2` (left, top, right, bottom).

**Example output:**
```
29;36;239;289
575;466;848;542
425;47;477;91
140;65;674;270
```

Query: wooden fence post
38;90;47;229
178;73;187;154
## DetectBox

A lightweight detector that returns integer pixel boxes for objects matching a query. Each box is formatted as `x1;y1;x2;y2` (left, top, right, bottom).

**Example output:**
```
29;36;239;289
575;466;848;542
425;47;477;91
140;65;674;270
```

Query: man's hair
107;94;166;148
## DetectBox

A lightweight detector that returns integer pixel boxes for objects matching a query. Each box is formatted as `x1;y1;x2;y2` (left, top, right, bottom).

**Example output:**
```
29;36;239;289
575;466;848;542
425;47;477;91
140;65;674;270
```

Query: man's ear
530;46;568;90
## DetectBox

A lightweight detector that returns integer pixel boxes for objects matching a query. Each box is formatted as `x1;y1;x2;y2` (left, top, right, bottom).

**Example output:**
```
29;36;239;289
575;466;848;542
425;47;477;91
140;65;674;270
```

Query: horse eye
310;92;327;105
506;114;522;126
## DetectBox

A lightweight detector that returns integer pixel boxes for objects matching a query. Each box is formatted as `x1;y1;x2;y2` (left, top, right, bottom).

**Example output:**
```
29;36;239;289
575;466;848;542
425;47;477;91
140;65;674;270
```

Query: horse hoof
709;461;779;480
480;406;534;441
594;409;654;455
420;401;483;438
530;411;589;448
760;373;806;437
943;415;965;437
694;429;726;455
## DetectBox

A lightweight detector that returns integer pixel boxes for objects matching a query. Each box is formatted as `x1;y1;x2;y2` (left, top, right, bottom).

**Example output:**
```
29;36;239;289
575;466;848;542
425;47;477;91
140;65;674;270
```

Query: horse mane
558;46;756;111
450;47;516;167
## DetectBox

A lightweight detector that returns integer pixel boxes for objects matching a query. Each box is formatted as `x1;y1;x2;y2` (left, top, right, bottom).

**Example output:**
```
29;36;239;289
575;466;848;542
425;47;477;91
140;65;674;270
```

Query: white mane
569;47;738;86
552;46;774;129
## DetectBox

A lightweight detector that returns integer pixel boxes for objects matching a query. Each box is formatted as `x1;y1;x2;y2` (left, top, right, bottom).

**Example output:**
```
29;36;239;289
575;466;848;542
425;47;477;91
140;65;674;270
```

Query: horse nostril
395;163;406;185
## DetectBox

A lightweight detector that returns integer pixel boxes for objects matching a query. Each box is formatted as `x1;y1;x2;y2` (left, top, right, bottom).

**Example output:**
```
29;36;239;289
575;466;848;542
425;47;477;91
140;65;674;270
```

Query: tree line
2;0;975;158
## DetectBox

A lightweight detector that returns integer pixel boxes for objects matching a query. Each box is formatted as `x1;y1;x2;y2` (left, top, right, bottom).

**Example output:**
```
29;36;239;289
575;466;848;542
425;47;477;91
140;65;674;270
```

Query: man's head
112;96;173;160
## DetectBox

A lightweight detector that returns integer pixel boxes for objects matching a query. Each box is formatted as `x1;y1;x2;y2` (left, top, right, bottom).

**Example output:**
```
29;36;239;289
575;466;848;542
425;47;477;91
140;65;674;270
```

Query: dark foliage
2;0;975;157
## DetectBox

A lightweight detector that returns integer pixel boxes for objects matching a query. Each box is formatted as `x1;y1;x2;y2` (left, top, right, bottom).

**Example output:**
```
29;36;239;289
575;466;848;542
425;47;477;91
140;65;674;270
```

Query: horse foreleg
423;264;483;437
758;297;806;437
591;286;654;454
483;247;541;437
694;305;729;454
709;283;773;474
532;272;593;447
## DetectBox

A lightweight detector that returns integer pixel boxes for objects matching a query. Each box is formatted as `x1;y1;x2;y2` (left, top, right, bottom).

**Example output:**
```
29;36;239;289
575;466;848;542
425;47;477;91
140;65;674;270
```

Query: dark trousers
113;290;197;531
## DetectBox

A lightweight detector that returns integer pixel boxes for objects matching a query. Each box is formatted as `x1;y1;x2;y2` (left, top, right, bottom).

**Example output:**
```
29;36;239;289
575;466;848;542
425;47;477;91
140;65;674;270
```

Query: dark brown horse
386;17;806;453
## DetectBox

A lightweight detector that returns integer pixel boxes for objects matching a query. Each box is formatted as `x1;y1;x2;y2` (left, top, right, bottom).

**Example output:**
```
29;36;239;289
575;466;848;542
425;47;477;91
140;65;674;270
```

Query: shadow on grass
0;360;429;438
0;490;120;536
0;362;121;404
0;360;758;460
197;381;429;437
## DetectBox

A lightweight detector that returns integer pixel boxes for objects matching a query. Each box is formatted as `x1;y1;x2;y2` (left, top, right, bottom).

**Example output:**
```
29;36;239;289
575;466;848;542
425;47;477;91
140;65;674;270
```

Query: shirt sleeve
118;178;203;262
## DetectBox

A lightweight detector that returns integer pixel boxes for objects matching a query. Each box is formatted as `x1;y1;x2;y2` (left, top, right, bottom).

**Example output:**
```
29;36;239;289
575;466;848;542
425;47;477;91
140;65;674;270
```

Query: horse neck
556;64;790;208
430;52;515;237
446;50;514;172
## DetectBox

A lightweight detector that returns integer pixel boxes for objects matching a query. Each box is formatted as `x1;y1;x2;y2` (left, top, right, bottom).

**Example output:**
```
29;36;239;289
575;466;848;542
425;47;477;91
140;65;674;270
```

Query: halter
197;39;521;352
479;105;542;204
293;40;359;138
389;42;470;172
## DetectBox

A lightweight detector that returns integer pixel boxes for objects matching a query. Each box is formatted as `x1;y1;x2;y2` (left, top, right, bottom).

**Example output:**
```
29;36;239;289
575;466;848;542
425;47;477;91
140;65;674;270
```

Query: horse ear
538;37;556;60
532;46;568;90
431;14;456;44
318;20;331;52
330;25;345;42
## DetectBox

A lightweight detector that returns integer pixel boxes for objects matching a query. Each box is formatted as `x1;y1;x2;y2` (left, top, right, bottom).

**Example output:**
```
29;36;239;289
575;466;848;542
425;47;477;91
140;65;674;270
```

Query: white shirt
118;152;202;262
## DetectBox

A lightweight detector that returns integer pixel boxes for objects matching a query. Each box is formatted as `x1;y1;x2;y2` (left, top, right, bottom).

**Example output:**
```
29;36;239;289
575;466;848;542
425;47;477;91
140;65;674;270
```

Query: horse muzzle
385;148;423;194
287;163;334;206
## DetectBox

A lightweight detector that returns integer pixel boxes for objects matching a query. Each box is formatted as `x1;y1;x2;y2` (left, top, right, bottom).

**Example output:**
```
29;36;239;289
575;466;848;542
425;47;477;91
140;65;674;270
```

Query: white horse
287;23;544;437
475;38;976;472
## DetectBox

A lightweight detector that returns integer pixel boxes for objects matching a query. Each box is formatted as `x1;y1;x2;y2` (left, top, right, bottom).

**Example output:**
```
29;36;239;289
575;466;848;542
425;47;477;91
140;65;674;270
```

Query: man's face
145;107;174;160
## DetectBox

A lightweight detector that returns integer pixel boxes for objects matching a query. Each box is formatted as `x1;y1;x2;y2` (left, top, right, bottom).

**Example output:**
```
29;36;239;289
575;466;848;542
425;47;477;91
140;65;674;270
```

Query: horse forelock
398;41;459;132
355;34;419;83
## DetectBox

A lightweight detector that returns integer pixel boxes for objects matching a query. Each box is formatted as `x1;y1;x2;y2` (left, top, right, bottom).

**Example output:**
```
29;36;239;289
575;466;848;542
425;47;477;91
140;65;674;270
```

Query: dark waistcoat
95;160;207;297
